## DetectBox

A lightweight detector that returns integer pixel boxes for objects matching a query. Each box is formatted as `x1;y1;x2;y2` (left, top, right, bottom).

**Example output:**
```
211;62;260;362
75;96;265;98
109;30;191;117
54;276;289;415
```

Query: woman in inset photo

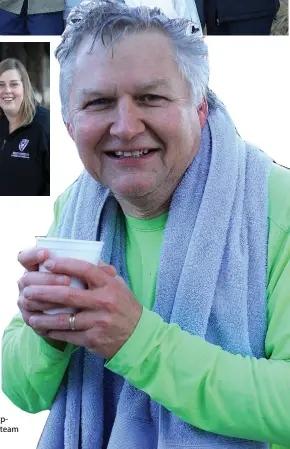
0;58;50;196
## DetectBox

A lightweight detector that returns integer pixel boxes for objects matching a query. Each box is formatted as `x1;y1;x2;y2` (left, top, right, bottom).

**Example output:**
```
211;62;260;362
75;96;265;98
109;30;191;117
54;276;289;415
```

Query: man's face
67;31;207;201
0;69;24;118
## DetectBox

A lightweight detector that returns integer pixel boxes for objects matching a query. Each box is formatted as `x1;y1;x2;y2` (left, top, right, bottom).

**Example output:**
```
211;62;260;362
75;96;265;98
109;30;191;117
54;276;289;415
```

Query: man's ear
197;97;208;129
66;122;75;141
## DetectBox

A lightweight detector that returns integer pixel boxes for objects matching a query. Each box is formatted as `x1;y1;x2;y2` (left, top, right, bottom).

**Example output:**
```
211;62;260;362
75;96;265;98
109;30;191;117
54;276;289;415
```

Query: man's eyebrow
135;79;172;92
77;78;172;100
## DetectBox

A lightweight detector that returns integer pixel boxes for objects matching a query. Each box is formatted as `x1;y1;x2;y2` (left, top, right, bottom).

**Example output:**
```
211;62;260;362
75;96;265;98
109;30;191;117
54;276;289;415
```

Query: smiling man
67;30;206;216
2;2;290;449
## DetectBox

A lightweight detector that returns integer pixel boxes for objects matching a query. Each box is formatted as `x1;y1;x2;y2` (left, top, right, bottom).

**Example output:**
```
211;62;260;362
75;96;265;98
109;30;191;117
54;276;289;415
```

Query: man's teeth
114;149;150;158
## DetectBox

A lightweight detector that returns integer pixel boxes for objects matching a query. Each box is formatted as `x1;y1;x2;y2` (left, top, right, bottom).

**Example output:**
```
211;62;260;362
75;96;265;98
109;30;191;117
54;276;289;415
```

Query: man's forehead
71;32;187;102
75;29;173;62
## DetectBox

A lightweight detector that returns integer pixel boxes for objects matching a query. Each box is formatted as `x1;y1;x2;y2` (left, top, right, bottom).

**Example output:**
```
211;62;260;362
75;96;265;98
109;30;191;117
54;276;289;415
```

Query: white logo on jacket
11;138;30;159
19;139;29;152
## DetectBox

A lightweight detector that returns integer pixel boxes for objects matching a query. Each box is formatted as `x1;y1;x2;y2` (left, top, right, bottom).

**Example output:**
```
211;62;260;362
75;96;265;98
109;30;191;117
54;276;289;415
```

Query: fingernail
23;287;32;298
29;317;36;326
56;275;66;284
37;250;45;262
44;259;55;270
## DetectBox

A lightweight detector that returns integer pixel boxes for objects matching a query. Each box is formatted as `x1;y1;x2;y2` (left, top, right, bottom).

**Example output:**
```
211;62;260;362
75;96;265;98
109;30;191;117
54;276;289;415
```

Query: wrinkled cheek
72;118;93;157
73;117;94;148
72;119;103;181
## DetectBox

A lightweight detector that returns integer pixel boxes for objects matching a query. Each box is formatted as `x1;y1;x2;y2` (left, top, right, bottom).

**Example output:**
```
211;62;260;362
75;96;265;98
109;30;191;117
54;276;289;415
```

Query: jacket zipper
0;139;6;169
216;1;220;26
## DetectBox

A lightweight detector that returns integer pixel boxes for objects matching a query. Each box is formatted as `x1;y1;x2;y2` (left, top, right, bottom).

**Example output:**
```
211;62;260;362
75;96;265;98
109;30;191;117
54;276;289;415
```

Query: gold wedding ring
69;313;76;331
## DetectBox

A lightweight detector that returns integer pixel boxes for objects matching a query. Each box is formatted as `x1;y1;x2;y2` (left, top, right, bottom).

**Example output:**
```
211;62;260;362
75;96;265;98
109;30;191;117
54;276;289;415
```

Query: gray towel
38;93;273;449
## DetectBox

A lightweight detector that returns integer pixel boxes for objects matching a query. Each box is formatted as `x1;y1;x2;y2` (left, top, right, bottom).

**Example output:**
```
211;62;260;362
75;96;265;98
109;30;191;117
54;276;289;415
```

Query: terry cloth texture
37;92;273;449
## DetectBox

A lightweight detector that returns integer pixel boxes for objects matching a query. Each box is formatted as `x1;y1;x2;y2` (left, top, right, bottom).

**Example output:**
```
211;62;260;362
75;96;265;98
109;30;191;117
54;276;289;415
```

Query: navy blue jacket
0;105;50;196
214;0;280;22
195;0;280;26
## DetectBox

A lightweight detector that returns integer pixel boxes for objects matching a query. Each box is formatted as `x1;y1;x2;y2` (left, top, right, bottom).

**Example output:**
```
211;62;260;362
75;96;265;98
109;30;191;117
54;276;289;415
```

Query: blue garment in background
0;0;64;35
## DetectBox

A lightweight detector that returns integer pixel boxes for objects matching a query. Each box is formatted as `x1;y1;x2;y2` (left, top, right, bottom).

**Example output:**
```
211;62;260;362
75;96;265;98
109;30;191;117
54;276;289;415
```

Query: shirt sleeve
1;188;77;413
106;224;290;447
2;312;77;413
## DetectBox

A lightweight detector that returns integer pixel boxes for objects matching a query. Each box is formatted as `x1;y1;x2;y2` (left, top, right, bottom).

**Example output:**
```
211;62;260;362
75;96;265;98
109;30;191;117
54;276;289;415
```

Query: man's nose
110;97;145;140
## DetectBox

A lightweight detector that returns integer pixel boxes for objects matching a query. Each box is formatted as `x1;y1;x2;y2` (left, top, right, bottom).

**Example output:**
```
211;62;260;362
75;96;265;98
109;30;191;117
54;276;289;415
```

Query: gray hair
55;0;209;123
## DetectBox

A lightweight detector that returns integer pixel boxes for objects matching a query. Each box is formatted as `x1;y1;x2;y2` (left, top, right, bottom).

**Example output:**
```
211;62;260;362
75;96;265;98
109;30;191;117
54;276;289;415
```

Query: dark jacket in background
194;0;205;28
0;104;50;196
203;0;280;23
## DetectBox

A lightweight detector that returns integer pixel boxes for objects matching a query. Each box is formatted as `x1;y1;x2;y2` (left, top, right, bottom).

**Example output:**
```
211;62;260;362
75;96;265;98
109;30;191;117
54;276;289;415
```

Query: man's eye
139;94;164;103
86;98;112;107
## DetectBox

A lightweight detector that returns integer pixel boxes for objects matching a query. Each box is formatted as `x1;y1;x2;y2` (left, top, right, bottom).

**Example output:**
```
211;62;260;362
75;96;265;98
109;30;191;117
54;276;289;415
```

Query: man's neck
121;200;170;219
114;182;179;219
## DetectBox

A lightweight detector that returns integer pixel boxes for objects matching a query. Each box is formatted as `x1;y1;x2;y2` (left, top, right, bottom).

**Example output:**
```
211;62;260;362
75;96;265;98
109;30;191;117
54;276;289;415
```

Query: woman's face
0;69;24;118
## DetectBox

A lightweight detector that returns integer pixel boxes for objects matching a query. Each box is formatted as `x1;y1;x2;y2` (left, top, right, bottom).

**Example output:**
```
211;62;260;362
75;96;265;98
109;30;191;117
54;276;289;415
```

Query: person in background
113;0;280;35
2;2;290;449
203;0;280;35
120;0;203;32
0;0;64;35
65;1;203;34
0;58;50;195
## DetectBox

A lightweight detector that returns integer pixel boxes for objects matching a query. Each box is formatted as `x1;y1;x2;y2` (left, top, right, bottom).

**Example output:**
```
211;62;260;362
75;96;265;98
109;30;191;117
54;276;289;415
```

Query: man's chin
111;181;155;200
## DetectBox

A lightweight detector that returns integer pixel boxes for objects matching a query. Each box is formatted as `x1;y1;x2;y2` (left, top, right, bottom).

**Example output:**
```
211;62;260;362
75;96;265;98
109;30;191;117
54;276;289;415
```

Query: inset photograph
0;42;50;196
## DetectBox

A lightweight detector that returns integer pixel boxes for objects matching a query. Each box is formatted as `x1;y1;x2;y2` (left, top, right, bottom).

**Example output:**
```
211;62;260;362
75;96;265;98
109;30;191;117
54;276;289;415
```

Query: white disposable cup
36;237;104;315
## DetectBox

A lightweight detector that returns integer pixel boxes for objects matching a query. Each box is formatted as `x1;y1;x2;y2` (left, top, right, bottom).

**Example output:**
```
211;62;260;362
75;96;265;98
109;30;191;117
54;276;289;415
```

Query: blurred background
0;42;50;108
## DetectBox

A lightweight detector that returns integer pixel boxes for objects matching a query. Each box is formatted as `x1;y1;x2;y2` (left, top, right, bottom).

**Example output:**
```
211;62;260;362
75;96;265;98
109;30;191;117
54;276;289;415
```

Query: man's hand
23;256;143;359
17;247;70;338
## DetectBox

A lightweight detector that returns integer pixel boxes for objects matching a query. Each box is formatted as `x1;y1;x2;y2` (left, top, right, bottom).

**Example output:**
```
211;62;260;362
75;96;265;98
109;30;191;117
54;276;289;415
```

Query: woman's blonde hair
0;58;36;127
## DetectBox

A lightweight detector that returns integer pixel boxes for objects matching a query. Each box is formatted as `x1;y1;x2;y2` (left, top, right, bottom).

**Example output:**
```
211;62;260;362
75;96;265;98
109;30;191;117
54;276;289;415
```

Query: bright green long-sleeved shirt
2;163;290;448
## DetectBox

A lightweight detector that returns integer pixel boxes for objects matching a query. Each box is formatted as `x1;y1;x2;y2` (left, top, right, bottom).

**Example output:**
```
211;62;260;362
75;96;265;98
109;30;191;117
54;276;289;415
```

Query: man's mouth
106;149;159;159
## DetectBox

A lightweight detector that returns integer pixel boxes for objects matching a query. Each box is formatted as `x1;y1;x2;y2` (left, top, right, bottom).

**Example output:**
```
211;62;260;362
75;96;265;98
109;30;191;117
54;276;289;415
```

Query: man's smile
104;148;160;159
